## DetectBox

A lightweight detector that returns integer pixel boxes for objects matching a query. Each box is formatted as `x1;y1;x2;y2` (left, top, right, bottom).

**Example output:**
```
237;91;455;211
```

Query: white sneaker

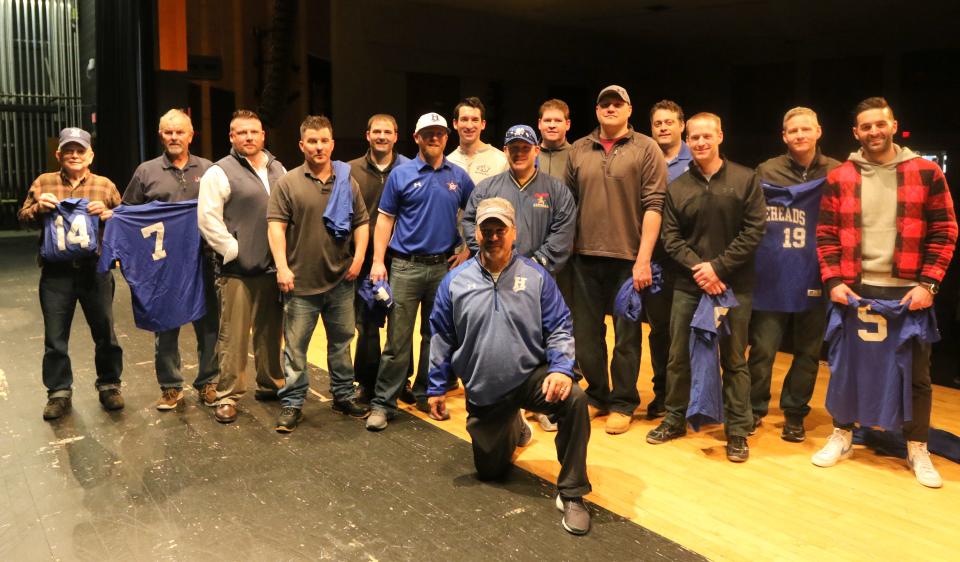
812;428;853;467
907;441;943;488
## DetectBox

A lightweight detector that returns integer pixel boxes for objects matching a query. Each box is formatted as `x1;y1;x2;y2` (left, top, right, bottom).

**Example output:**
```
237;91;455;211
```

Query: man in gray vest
198;109;286;424
124;109;219;411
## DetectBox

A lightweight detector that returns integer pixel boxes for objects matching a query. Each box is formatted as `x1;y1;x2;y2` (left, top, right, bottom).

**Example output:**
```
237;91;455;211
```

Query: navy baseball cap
58;127;91;150
504;124;538;146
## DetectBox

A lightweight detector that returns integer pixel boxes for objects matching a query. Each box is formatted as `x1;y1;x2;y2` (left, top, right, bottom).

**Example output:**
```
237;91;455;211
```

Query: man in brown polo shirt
267;115;370;432
18;127;124;420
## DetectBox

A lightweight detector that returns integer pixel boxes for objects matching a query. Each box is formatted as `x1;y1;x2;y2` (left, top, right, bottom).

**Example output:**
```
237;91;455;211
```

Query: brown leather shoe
200;383;217;407
215;403;237;423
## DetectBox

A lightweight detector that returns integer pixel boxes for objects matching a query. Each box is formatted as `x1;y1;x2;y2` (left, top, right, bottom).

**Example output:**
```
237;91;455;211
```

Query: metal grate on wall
0;0;82;229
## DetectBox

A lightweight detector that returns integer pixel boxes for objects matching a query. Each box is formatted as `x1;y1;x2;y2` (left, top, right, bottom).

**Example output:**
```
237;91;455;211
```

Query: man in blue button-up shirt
366;112;474;431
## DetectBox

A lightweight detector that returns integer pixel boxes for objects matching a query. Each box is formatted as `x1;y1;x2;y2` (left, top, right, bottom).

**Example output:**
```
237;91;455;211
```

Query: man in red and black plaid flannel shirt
814;97;958;488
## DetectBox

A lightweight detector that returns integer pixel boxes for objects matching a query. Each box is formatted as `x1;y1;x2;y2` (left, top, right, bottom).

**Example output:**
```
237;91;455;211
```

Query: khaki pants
215;274;284;405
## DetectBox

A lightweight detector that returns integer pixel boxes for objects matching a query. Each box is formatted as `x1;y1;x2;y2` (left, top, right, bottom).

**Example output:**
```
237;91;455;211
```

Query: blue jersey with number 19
752;178;824;312
98;199;205;332
825;297;939;432
40;197;100;262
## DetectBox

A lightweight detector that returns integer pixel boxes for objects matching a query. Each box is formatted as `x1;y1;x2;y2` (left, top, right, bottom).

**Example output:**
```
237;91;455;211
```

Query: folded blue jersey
322;161;355;240
357;278;394;328
687;289;738;431
612;262;663;321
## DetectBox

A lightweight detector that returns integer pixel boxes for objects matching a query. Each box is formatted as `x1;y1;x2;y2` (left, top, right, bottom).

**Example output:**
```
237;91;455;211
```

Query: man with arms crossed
813;97;956;488
267;115;370;432
462;124;577;431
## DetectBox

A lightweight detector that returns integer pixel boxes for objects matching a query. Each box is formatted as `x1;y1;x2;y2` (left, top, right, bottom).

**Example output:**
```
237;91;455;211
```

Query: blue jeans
39;261;123;398
278;279;357;408
156;255;219;390
371;258;447;414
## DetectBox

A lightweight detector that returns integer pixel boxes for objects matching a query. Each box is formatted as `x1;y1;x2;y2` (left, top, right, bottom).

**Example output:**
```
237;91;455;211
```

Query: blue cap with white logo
504;124;538;146
58;127;91;150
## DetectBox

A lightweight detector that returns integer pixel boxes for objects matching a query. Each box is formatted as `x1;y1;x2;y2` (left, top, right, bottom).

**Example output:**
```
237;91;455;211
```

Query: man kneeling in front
426;197;592;535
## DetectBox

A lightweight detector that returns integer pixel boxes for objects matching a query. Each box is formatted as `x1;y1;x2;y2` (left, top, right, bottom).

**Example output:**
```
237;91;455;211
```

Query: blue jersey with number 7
98;199;205;332
824;297;939;431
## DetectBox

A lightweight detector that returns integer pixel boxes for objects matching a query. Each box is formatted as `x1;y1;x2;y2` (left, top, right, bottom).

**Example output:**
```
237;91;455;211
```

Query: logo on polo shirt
447;182;459;191
533;193;550;209
413;181;423;188
513;276;527;292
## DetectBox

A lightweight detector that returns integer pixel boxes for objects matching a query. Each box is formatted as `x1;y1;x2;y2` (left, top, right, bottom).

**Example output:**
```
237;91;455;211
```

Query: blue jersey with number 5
753;178;824;312
98;199;205;332
825;297;939;431
40;198;99;262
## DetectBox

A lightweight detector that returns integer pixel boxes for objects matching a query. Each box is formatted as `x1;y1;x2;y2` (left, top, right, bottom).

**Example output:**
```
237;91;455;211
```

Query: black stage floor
0;236;702;561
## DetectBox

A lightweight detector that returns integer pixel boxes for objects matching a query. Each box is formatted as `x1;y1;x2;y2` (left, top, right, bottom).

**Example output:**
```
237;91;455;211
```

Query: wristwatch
919;282;939;295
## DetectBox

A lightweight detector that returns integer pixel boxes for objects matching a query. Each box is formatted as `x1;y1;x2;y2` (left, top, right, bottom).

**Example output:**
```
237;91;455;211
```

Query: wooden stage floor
311;314;960;561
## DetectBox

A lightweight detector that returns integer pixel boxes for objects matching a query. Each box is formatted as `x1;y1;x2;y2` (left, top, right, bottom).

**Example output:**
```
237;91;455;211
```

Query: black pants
465;365;592;498
39;261;123;398
835;284;932;442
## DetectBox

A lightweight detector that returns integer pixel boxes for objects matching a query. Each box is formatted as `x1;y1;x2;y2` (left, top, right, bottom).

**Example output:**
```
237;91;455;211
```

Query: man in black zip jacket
647;112;766;462
198;109;287;424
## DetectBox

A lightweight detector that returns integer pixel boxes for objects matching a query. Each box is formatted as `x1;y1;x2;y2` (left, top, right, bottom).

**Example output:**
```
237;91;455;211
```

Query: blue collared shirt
378;154;474;255
667;142;693;183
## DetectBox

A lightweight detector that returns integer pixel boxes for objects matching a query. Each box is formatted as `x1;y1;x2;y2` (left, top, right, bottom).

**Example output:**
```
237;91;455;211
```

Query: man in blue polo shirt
366;112;475;431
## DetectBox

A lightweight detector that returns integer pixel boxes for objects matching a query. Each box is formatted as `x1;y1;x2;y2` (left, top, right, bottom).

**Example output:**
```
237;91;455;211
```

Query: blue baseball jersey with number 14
752;178;825;312
40;197;100;262
825;297;939;432
98;199;205;332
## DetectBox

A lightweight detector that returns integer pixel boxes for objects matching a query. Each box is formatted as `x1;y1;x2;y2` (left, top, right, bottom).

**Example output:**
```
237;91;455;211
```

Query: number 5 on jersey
141;222;167;261
857;305;887;342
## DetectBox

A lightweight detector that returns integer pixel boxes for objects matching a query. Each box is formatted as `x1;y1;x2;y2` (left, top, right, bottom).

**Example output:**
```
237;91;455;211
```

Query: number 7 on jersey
141;222;168;261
